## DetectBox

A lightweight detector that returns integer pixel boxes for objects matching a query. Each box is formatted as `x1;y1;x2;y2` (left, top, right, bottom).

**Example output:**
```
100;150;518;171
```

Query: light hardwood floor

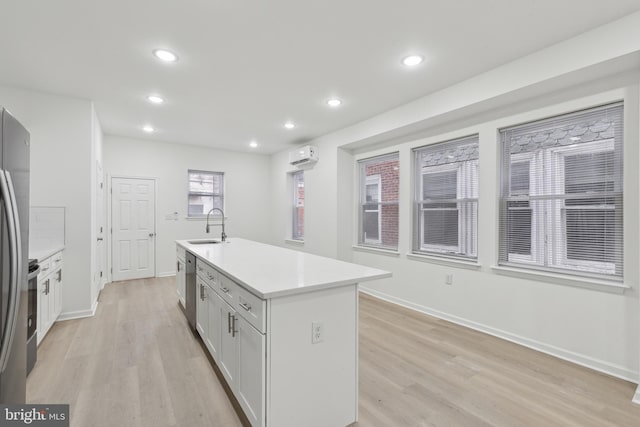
28;277;640;426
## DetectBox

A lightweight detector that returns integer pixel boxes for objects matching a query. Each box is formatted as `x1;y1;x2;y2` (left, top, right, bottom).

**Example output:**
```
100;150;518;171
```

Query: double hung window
188;170;224;217
358;153;399;250
413;136;479;259
499;103;624;279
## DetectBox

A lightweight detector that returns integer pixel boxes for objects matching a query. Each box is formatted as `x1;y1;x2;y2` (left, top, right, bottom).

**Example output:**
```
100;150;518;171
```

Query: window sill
406;253;481;269
284;239;304;246
490;265;630;294
185;216;228;221
352;245;400;257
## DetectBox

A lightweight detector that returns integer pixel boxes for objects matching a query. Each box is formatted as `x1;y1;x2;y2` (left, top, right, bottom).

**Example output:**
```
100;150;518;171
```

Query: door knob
149;233;155;237
97;237;103;241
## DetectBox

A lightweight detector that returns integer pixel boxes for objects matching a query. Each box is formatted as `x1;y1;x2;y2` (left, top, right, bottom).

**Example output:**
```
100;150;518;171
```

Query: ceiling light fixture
327;98;342;107
143;125;155;133
249;141;258;148
147;95;165;104
402;55;423;67
284;122;295;129
152;49;178;62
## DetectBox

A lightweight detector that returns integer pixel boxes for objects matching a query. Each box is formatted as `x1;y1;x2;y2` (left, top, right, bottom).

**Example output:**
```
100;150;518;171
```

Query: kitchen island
176;238;390;427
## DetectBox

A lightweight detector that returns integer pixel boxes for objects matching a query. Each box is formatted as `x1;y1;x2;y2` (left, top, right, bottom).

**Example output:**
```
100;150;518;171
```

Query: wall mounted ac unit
289;145;319;166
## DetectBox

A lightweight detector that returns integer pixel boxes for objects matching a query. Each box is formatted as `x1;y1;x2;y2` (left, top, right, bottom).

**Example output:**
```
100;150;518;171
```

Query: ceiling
1;1;640;154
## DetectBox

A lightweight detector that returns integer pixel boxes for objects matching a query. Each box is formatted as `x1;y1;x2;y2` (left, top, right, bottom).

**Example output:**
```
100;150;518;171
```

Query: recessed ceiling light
249;141;258;148
327;98;342;107
402;55;423;67
143;125;155;133
284;122;295;129
152;49;178;62
147;95;165;104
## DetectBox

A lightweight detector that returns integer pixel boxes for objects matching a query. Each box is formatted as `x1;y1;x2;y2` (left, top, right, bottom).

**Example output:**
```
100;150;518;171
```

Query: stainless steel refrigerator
0;107;30;403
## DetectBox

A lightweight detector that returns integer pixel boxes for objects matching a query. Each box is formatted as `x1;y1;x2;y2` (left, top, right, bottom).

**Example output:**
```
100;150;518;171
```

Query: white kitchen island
176;238;390;427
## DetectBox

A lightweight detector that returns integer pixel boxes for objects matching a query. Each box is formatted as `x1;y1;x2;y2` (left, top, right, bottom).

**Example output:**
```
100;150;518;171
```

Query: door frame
107;174;158;283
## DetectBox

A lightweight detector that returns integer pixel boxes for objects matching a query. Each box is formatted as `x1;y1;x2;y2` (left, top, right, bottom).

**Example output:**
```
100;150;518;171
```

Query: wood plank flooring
28;277;640;426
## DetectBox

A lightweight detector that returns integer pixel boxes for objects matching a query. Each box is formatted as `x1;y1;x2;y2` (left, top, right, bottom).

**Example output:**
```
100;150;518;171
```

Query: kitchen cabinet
178;238;389;427
176;246;186;307
37;250;64;345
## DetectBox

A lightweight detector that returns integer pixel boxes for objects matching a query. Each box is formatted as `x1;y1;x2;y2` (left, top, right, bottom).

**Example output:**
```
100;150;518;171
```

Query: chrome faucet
205;208;227;242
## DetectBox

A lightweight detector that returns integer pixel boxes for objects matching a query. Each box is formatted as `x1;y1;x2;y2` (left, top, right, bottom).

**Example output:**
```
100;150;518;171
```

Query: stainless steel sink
187;239;222;245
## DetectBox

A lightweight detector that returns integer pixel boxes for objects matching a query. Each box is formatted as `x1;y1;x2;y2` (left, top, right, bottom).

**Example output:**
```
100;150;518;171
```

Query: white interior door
111;177;156;281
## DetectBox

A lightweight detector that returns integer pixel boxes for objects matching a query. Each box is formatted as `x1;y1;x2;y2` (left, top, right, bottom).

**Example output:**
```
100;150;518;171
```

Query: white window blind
358;153;399;250
188;170;224;217
498;103;624;280
292;170;304;240
413;136;479;259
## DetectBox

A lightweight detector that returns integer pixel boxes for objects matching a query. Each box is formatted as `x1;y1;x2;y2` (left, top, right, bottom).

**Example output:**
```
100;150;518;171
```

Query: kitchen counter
29;245;65;262
176;238;390;299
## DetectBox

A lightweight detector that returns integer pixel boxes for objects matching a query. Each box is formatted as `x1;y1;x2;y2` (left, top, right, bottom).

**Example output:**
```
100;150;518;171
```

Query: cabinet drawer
51;252;63;269
37;258;52;280
196;260;218;286
218;273;238;307
235;285;265;333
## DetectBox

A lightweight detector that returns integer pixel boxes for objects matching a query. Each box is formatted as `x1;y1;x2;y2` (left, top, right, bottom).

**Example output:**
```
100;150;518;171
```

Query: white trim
406;252;481;269
491;265;629;294
158;271;176;278
284;239;304;246
632;386;640;405
352;245;400;256
359;287;638;383
57;300;98;322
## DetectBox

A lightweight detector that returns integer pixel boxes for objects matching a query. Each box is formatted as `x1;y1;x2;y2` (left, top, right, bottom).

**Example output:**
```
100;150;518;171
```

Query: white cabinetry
176;246;186;307
37;250;64;345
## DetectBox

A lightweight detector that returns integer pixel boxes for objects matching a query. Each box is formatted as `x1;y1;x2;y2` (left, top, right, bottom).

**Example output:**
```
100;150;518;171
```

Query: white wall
267;13;640;383
0;86;95;317
103;135;271;277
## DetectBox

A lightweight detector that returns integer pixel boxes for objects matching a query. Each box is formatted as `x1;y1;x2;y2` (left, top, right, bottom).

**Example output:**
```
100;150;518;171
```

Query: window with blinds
187;170;224;217
358;153;399;250
498;103;624;280
292;170;304;240
413;136;479;259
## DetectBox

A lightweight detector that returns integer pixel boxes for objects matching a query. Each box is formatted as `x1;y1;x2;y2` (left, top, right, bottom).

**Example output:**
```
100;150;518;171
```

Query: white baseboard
633;386;640;405
57;300;98;322
158;271;176;278
359;286;639;384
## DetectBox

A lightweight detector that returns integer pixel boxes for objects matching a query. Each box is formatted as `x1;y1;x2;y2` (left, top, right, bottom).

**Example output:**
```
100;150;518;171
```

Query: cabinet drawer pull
177;261;180;272
231;315;237;337
227;312;232;334
57;270;62;282
239;302;252;312
221;287;229;294
200;284;205;300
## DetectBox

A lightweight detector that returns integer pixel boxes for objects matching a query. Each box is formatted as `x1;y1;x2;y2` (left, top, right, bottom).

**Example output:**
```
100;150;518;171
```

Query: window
187;170;224;217
413;136;479;259
499;103;623;280
358;153;399;250
292;170;304;240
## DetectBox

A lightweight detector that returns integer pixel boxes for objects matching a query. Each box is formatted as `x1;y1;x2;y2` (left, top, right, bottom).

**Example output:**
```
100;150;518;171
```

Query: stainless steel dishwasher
185;251;196;332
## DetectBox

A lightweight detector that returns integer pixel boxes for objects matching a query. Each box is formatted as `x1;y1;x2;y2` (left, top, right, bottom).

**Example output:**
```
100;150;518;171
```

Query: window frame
363;174;382;244
187;169;225;218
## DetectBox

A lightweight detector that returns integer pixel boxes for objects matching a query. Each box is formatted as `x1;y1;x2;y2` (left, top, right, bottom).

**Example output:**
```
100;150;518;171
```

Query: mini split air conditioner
289;145;319;166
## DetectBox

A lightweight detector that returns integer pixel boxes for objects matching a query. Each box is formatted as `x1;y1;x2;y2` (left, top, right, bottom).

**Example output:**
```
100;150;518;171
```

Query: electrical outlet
312;321;324;344
445;274;453;285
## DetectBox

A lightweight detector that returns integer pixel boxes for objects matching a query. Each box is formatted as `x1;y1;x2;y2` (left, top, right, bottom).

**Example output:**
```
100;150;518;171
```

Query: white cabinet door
236;316;266;427
218;300;238;388
196;278;208;339
53;267;63;319
206;286;222;362
176;259;186;306
37;277;49;343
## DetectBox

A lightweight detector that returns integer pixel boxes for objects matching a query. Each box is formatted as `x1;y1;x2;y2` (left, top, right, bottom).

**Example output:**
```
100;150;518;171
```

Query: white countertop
177;238;391;298
30;245;65;262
